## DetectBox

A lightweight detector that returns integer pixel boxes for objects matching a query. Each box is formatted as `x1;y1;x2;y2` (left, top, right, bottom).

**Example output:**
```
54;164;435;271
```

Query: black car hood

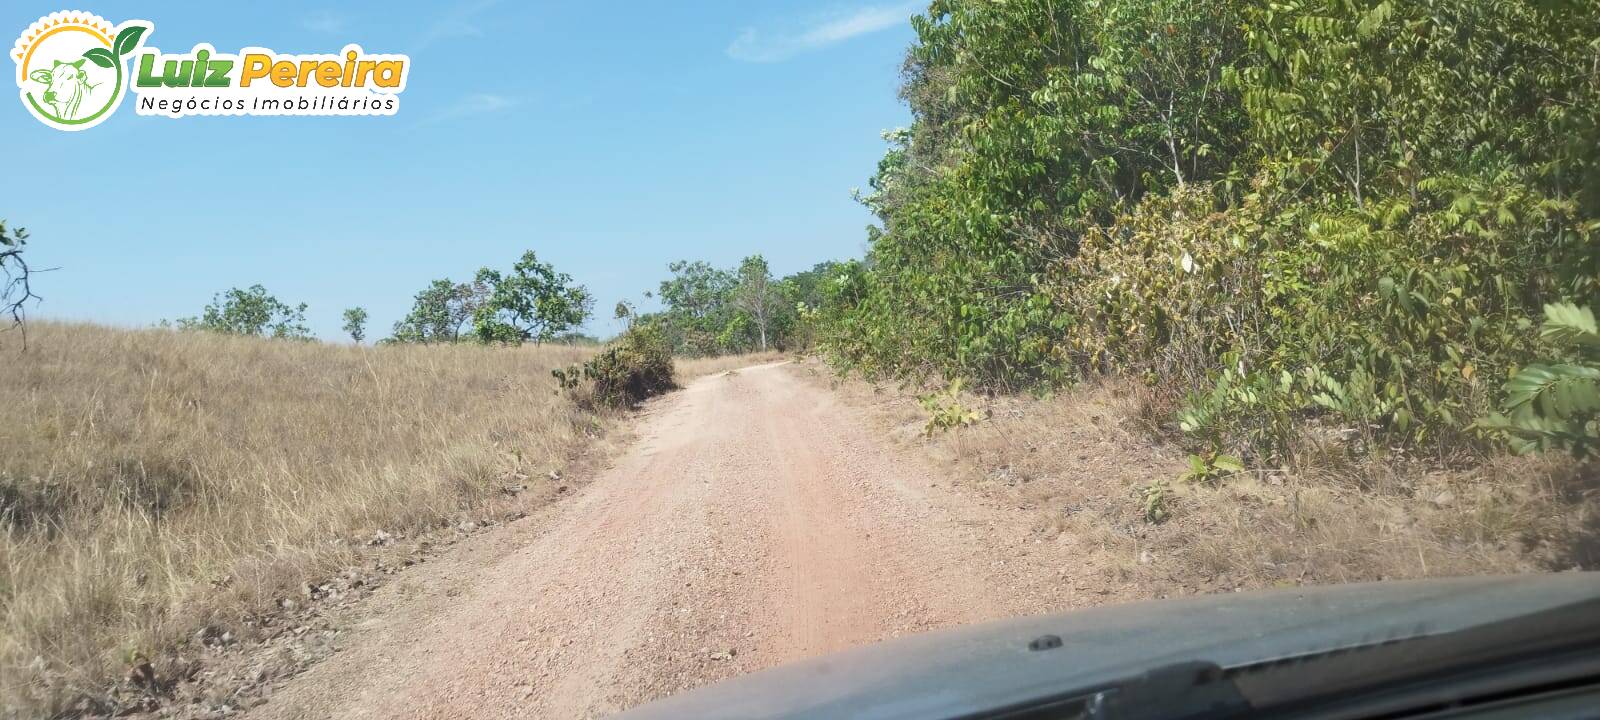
617;573;1600;719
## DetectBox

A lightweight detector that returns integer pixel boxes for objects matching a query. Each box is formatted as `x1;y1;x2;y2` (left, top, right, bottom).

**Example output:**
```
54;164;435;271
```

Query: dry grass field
0;322;607;716
801;361;1599;599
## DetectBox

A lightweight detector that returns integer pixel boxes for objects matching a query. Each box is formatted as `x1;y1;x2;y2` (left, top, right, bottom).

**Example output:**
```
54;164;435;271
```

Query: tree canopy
342;306;369;344
629;256;834;356
391;279;487;344
178;285;311;339
815;0;1600;459
471;251;594;344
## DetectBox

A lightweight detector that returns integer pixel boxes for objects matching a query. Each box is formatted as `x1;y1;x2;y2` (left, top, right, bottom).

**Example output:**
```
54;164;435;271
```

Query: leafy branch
1480;303;1600;458
1;220;42;344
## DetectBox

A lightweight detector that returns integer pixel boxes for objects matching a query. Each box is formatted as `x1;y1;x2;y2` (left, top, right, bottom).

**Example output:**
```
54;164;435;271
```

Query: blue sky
3;1;917;339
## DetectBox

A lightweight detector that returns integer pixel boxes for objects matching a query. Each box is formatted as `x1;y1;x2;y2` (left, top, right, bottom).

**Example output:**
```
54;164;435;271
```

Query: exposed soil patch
187;359;1596;720
238;362;1118;719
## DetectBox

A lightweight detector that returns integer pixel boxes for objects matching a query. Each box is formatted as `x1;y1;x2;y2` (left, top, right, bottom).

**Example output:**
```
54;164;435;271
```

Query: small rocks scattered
197;626;234;648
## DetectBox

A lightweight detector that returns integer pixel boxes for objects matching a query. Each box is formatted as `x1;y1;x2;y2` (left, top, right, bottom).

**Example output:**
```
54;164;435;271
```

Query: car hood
618;573;1600;719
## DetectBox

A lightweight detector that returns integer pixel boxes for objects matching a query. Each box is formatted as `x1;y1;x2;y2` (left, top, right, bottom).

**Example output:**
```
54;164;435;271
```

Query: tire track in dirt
248;362;1076;719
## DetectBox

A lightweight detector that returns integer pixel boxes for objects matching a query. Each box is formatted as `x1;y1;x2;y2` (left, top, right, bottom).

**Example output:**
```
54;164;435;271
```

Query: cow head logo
12;11;150;131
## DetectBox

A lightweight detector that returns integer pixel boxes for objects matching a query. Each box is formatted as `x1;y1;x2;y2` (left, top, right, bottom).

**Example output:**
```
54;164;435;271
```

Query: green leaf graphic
82;47;116;69
114;25;146;57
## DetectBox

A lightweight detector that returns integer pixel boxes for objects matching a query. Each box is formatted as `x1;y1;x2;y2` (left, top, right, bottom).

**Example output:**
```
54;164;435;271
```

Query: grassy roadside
0;322;615;717
799;360;1597;598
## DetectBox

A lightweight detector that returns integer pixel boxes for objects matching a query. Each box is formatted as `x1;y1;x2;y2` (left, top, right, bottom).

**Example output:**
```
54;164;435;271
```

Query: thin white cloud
419;93;519;127
420;18;484;46
415;0;500;52
728;2;920;63
302;10;346;34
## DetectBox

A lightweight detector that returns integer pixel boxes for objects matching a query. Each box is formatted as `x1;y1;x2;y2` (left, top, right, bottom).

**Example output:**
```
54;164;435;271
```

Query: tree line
154;250;595;346
619;256;846;356
137;249;843;357
805;0;1600;460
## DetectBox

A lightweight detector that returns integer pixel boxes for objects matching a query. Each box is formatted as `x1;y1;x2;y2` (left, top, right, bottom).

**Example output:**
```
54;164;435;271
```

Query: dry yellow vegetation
803;362;1598;599
0;322;606;715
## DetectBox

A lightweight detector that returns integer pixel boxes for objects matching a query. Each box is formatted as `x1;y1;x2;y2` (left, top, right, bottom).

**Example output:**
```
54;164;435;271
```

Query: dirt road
252;361;1084;719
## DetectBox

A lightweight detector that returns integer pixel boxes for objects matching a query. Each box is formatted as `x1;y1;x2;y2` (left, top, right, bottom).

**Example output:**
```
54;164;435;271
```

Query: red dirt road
250;362;1084;719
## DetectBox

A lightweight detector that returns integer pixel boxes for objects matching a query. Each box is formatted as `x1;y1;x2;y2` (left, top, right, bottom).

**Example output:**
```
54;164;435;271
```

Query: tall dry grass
0;322;604;716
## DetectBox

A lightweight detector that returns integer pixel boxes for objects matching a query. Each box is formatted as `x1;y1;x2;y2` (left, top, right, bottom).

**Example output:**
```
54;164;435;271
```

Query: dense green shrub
820;0;1600;461
827;0;1255;388
1481;303;1600;458
1059;176;1593;460
176;284;310;339
570;323;676;408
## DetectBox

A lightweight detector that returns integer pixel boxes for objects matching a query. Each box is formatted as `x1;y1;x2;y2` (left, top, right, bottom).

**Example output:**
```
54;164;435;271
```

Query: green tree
614;299;636;330
179;285;310;339
814;0;1600;460
835;0;1254;386
658;260;735;322
733;255;776;351
782;261;844;310
471;250;594;344
654;260;738;355
773;260;851;351
639;258;855;355
342;306;369;344
390;278;488;343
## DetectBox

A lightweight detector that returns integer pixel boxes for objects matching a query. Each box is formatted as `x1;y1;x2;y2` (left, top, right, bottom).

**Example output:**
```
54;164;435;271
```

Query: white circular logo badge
12;11;151;131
